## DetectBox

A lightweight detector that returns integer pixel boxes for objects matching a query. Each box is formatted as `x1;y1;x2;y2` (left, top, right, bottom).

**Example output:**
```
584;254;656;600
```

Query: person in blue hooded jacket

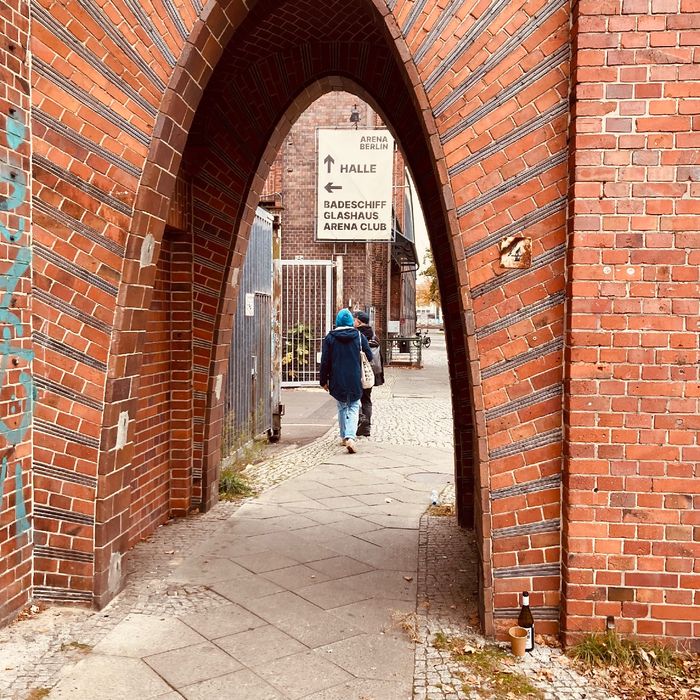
320;308;373;454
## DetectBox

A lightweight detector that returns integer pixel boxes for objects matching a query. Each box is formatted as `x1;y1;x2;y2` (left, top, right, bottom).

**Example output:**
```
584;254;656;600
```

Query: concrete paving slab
236;502;295;519
335;569;418;601
353;492;399;506
288;508;351;524
344;499;427;519
253;650;353;699
215;624;307;666
144;641;242;688
256;488;308;504
170;555;253;584
180;603;266;639
239;531;340;563
154;693;185;700
332;482;398;496
180;668;284;700
217;517;290;537
269;498;332;511
210;576;285;605
315;495;366;509
303;678;412;700
48;655;172;699
320;534;388;565
328;597;415;634
306;555;375;579
325;515;383;536
316;632;414;680
358;527;422;550
296;483;346;499
230;550;302;573
295;578;374;610
293;523;356;543
261;562;332;590
354;514;422;530
203;537;275;559
241;591;364;647
94;614;206;657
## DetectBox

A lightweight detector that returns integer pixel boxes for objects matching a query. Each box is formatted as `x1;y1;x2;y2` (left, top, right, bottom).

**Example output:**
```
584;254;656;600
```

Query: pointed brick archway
98;0;494;627
93;0;568;638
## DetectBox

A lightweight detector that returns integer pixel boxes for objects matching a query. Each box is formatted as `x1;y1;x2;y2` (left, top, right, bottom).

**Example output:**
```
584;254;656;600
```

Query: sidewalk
0;336;612;700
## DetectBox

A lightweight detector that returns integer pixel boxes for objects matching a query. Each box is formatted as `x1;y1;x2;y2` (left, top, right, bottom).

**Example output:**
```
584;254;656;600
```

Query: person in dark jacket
354;311;384;437
320;308;373;454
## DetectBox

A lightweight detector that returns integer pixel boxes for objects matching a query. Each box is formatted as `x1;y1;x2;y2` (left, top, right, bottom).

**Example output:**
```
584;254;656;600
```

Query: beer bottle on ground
518;591;535;652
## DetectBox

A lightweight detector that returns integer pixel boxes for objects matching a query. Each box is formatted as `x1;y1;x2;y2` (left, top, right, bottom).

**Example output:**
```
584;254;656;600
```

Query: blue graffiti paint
6;111;25;151
0;369;33;445
14;462;28;534
0;216;25;243
0;246;31;338
0;456;6;502
0;107;32;540
0;164;27;212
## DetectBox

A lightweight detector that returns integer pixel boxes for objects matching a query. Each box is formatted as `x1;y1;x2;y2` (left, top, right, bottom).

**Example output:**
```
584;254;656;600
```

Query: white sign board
317;128;394;241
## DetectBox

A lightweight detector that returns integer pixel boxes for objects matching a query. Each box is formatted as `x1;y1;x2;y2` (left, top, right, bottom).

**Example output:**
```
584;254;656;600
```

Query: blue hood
335;309;354;327
331;327;359;343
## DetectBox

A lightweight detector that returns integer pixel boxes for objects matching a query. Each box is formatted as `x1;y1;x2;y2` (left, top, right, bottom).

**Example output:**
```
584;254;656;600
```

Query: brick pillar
169;229;194;516
0;1;33;624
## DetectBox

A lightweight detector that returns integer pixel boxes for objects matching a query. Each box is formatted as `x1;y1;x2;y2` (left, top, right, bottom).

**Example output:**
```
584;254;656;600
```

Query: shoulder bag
358;332;375;389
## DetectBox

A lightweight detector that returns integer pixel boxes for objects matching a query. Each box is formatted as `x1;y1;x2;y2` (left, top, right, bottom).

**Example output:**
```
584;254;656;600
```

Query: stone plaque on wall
499;236;532;269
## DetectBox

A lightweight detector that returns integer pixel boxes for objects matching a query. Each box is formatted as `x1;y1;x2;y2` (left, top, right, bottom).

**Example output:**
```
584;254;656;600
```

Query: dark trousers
358;388;372;434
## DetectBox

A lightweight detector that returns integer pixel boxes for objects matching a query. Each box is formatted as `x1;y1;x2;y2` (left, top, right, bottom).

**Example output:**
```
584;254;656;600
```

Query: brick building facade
262;91;418;338
0;0;697;647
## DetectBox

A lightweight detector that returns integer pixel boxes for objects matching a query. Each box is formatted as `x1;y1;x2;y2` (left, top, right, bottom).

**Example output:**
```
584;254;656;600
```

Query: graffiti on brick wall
0;107;32;537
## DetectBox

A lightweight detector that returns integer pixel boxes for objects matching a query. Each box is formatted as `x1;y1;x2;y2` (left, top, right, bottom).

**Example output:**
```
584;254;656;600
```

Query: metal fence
281;259;334;386
222;208;274;459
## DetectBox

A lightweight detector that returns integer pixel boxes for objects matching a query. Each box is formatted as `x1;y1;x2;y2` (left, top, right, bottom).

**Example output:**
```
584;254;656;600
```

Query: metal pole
270;214;283;441
335;255;343;311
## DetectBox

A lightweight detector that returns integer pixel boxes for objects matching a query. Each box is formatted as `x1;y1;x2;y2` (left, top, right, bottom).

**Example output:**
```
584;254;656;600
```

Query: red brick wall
0;0;32;624
565;0;700;647
1;0;695;646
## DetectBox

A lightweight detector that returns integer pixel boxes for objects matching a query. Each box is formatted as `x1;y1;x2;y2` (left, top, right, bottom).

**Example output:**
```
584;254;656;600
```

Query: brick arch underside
28;0;569;636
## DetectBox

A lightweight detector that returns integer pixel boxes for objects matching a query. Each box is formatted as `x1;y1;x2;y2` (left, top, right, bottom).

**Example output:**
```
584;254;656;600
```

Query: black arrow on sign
325;182;342;193
324;155;335;173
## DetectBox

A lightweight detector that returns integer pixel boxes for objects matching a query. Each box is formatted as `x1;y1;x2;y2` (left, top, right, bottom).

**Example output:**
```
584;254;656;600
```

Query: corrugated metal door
222;208;274;458
281;260;334;386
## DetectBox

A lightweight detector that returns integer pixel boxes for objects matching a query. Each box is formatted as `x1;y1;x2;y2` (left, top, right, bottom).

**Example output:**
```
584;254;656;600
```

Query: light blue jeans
336;399;361;440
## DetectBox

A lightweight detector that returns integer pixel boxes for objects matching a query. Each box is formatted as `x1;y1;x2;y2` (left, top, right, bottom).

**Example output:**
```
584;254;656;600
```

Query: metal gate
222;208;275;459
281;260;334;386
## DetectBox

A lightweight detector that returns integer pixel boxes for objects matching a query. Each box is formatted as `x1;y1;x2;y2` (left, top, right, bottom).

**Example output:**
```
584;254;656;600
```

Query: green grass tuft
218;466;253;499
567;631;679;671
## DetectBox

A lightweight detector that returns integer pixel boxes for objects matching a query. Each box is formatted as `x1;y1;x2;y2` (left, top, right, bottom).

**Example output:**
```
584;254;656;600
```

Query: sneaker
345;439;357;454
339;438;347;446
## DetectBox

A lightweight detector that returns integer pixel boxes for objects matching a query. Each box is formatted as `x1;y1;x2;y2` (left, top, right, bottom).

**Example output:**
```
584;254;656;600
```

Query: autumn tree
420;250;440;305
416;277;432;306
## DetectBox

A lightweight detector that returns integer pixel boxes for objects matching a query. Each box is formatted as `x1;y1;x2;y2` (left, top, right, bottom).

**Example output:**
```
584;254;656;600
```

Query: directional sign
316;128;394;241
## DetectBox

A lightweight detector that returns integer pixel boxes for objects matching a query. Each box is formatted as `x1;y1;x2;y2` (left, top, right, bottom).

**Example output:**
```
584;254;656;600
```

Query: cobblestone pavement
0;335;614;700
413;502;617;700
